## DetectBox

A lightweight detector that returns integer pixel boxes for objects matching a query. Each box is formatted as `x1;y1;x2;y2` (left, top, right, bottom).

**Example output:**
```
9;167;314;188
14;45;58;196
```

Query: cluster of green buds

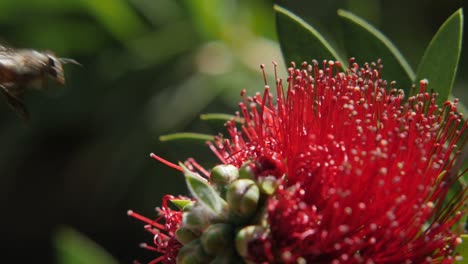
174;162;279;263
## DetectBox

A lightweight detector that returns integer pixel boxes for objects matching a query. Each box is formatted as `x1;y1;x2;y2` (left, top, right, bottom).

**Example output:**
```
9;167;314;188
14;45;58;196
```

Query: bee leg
0;84;29;121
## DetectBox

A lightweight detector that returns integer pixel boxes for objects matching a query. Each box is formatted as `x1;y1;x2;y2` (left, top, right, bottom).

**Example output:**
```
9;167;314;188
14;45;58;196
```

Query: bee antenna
59;58;82;66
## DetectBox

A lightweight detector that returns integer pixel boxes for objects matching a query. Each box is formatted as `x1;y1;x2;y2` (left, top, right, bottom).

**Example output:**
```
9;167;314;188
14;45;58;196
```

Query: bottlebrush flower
130;59;467;264
128;195;192;264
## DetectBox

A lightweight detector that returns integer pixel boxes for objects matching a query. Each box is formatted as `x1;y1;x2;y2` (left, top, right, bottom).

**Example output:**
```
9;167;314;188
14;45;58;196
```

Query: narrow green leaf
274;4;345;67
159;133;214;142
200;113;244;123
180;163;227;215
55;227;118;264
338;9;415;93
416;9;463;106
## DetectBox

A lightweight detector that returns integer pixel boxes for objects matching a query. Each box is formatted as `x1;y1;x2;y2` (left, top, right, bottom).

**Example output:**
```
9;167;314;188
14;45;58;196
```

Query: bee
0;45;80;120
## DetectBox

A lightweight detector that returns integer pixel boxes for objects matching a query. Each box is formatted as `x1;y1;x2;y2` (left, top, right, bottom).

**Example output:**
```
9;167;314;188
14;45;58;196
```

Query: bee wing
0;84;29;120
0;43;10;51
0;44;16;57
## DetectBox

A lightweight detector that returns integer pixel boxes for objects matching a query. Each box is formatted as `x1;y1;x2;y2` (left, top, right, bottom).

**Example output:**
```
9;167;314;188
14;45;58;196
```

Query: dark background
0;0;465;263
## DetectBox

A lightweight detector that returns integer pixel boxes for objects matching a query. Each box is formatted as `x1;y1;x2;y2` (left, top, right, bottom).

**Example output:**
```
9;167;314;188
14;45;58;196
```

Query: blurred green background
0;0;465;263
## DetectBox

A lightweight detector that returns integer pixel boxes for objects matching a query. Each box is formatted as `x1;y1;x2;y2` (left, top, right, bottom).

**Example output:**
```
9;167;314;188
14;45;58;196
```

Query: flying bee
0;45;80;120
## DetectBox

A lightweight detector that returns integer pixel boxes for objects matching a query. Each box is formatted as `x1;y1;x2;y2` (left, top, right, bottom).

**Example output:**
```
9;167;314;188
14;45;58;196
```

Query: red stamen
140;243;158;252
260;64;267;85
206;140;227;164
208;59;466;262
186;158;210;178
150;153;183;172
127;210;166;230
148;256;165;264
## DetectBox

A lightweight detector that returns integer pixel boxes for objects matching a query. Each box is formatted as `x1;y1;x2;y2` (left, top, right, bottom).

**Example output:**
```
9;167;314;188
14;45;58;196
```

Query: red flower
128;195;191;264
210;59;467;263
130;59;466;263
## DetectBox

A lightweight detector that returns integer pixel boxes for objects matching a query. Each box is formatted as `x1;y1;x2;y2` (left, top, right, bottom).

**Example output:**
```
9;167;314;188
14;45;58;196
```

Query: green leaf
274;4;345;67
55;227;118;264
338;9;415;92
458;234;468;260
159;132;214;142
200;113;244;123
171;199;195;211
180;163;227;215
416;9;463;106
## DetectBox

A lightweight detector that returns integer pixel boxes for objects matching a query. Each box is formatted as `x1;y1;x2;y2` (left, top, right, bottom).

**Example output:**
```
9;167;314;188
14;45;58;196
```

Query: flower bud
177;239;213;264
239;162;256;179
210;164;239;198
226;179;260;218
176;226;198;245
211;164;239;186
200;223;234;255
182;204;213;233
235;225;267;258
257;175;278;195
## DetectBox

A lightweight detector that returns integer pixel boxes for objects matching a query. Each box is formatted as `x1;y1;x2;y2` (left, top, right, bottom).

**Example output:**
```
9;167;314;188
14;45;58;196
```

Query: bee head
45;53;80;85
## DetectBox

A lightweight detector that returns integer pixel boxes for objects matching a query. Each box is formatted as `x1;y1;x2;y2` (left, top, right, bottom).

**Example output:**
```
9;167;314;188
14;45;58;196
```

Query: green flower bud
210;164;240;198
226;179;260;219
177;239;213;264
235;225;267;258
257;175;278;195
176;226;198;245
211;164;239;186
200;223;234;255
239;162;256;180
182;204;213;233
